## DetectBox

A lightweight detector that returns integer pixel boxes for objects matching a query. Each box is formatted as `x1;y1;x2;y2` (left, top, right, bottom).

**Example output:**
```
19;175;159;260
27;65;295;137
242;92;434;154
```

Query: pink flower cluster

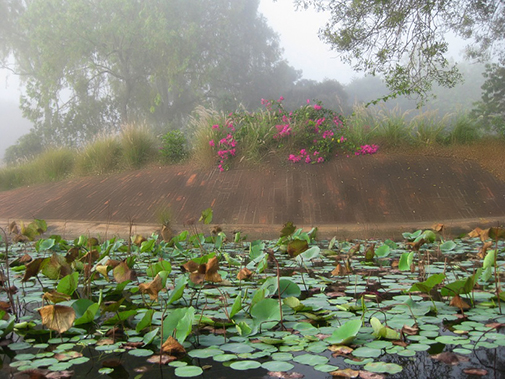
288;149;325;164
274;124;292;139
209;123;237;172
355;144;379;156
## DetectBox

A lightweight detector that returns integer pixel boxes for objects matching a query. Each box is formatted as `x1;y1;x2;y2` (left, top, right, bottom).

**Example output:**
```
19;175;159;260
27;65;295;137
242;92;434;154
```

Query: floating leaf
230;360;261;370
431;352;470;365
175;366;203;377
329;368;359;378
262;361;294;372
38;305;76;334
364;362;402;374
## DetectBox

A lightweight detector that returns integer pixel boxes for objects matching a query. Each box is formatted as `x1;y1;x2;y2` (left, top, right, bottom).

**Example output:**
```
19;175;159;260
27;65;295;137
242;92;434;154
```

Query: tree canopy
0;0;300;145
295;0;505;102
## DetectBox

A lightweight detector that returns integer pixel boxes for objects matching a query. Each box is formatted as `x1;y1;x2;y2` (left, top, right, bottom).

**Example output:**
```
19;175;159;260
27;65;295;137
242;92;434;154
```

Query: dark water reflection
1;344;504;379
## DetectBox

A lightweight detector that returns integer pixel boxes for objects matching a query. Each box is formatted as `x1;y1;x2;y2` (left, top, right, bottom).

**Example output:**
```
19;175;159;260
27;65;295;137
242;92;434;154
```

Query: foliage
0;220;504;377
159;130;189;164
295;0;505;102
0;0;299;146
3;130;44;165
200;98;363;170
471;63;505;137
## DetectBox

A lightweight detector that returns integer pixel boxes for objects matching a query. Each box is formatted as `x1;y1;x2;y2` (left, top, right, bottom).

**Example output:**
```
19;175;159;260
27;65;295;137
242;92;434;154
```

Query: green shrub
159;130;189;164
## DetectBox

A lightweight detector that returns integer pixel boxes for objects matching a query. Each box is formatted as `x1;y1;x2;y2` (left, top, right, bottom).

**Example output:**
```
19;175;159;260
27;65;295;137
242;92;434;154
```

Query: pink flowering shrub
205;97;379;171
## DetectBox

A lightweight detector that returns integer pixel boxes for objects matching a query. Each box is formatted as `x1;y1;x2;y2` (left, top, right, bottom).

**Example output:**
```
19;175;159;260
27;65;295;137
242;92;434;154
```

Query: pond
1;221;505;378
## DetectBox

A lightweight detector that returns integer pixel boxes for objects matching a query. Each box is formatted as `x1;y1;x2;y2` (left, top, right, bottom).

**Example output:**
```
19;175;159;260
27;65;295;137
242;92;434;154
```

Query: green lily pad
174;366;204;377
293;353;329;366
261;361;294;371
364;361;403;374
230;360;262;370
128;349;153;357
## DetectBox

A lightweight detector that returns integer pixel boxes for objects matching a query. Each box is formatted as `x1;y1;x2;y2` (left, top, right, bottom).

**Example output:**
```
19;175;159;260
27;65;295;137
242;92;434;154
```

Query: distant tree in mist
0;0;300;146
345;62;487;115
296;0;505;103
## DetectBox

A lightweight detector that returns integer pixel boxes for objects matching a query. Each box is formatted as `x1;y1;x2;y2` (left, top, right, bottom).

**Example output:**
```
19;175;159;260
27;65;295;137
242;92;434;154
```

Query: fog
0;0;487;164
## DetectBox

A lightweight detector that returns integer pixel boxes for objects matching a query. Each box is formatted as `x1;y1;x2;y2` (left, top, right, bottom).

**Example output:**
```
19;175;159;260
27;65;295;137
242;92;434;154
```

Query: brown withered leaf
463;368;487;376
9;221;20;235
406;238;426;251
42;290;72;304
431;352;469;365
331;263;348;276
185;257;222;284
267;372;304;378
347;242;361;257
329;368;359;378
19;254;32;264
22;257;46;282
161;336;186;355
237;267;253;280
133;235;146;246
449;294;471;311
204;256;222;282
38;305;76;334
432;223;445;232
113;261;136;283
485;322;505;329
139;274;164;300
329;345;353;355
147;354;178;365
80;250;99;264
401;324;419;336
105;259;121;268
358;371;385;379
46;370;74;379
477;241;493;259
65;247;80;263
12;234;29;243
17;369;49;379
161;225;173;243
468;227;490;242
181;260;199;273
54;351;82;361
489;226;505;240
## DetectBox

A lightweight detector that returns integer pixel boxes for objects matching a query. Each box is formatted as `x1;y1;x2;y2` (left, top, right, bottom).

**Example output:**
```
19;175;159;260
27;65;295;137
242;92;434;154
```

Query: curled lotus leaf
38;305;76;334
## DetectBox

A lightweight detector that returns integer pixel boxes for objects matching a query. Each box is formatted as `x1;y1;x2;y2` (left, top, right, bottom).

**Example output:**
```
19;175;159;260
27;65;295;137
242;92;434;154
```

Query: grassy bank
1;101;503;192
